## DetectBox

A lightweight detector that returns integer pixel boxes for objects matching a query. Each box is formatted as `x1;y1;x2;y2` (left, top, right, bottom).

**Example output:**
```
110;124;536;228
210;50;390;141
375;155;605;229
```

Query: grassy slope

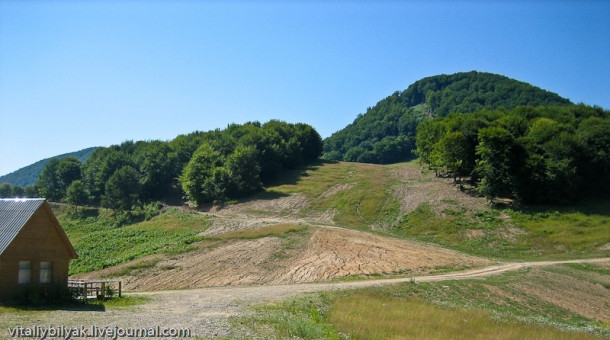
242;262;609;339
52;204;211;275
265;160;609;260
266;160;399;230
393;199;610;260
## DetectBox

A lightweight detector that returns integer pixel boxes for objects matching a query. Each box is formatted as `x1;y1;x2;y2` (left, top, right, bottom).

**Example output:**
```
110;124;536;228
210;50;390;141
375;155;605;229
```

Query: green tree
577;117;610;193
0;183;12;197
476;127;522;201
372;136;412;164
344;146;366;162
224;146;262;198
83;148;132;204
180;143;223;205
57;157;82;191
170;132;207;170
24;185;38;198
415;118;446;168
35;157;82;202
66;180;88;211
134;141;178;200
11;185;25;197
518;127;581;203
102;166;141;211
37;158;63;201
436;131;470;181
294;123;323;163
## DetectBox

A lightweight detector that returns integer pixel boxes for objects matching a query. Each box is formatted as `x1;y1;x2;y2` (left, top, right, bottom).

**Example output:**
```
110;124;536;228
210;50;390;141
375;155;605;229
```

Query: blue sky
1;1;609;177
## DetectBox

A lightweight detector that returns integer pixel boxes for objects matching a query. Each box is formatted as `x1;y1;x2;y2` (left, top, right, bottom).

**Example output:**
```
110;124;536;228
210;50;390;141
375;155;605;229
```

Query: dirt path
135;257;610;297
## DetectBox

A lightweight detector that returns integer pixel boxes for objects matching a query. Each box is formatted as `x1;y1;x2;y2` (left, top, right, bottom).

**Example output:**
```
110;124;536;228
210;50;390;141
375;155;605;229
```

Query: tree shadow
495;197;610;217
264;159;337;187
196;160;337;212
70;206;101;219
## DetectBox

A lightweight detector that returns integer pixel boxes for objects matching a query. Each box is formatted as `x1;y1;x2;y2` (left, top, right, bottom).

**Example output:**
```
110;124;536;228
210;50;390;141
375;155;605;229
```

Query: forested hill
0;147;99;187
322;71;572;163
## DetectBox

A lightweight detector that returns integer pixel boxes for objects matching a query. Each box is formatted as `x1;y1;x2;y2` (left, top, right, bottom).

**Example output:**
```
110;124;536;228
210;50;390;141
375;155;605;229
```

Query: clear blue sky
1;1;609;177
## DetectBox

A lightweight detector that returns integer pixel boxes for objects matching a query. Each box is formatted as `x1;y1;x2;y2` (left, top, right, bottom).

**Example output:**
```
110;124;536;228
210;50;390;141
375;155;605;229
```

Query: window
18;261;31;284
40;261;52;284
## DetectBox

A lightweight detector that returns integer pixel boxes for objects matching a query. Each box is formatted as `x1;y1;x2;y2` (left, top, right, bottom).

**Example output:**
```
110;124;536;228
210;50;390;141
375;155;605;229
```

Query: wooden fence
68;279;122;300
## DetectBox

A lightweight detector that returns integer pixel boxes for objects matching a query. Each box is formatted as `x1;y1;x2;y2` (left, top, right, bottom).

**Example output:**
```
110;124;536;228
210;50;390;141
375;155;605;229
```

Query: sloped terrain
73;161;493;289
75;225;489;291
72;160;609;290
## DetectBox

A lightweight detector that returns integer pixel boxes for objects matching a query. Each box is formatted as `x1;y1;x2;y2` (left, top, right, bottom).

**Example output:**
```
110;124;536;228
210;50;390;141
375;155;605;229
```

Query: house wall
0;207;72;300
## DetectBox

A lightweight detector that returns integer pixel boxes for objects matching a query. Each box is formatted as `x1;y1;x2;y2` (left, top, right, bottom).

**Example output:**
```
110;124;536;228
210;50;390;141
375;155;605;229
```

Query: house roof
0;198;77;258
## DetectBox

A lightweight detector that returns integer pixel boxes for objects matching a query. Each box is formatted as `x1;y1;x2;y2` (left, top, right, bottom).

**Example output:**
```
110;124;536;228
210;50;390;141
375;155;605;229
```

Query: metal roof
0;198;45;255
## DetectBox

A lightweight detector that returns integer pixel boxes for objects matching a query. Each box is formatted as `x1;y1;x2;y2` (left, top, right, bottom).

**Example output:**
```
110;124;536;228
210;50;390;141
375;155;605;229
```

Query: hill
0;147;99;187
322;71;572;163
64;160;608;285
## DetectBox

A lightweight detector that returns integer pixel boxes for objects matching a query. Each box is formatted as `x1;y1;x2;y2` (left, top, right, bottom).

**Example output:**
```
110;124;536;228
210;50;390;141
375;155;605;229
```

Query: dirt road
128;257;610;338
135;257;610;297
131;257;609;338
3;257;607;339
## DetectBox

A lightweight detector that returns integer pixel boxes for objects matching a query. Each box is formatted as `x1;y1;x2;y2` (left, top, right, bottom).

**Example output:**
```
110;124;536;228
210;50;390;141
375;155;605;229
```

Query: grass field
330;295;599;340
243;262;609;339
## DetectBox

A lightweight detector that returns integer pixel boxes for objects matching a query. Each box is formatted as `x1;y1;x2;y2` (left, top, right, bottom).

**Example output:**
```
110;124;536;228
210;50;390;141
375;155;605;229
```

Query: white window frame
18;261;32;284
39;261;52;284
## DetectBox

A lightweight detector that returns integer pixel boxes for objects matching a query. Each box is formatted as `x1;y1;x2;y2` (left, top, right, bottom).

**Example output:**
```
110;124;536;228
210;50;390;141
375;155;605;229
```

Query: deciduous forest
8;121;322;211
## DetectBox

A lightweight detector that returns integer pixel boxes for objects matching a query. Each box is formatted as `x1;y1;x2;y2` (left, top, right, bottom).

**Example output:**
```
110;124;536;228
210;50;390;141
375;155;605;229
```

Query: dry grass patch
330;295;603;340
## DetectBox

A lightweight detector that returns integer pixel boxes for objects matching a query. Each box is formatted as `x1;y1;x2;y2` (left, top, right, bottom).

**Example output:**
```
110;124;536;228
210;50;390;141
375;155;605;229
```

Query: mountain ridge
0;147;99;187
322;71;573;163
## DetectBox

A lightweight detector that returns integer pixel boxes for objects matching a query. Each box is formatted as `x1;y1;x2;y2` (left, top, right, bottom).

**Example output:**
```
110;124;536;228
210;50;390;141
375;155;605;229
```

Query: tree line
1;120;323;210
415;104;610;203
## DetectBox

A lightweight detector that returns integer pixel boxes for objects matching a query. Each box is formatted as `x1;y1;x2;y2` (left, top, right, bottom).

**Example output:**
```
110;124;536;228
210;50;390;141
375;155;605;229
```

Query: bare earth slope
76;226;489;291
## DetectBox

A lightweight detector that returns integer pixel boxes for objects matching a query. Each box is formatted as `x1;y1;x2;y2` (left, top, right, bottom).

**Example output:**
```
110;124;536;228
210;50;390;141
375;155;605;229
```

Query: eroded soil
75;226;490;291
